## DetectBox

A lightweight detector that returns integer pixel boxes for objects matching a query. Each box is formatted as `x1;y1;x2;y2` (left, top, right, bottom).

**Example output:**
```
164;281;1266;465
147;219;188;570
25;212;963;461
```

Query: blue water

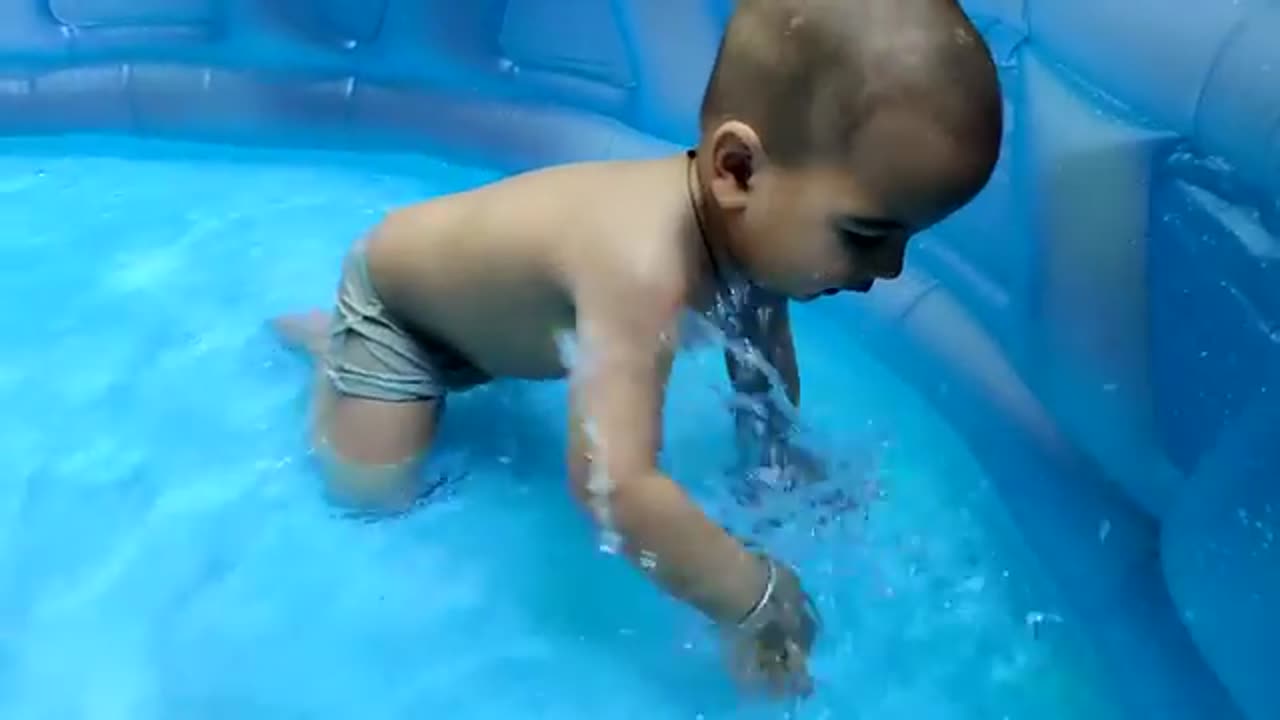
0;136;1118;719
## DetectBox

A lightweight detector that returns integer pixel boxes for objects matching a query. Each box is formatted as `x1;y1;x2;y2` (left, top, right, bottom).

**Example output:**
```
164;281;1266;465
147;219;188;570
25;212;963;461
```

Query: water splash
556;329;623;554
678;299;887;545
682;301;801;450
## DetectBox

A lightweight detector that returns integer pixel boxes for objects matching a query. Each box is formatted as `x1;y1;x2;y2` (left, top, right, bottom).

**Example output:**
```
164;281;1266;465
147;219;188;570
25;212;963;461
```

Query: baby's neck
684;152;749;310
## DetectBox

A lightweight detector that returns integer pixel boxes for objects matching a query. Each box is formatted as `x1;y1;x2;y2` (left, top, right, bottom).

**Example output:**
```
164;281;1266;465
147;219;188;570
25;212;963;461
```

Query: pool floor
0;136;1121;719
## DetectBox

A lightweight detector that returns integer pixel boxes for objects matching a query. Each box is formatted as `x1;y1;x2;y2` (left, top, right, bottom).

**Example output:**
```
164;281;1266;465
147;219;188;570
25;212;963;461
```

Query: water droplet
597;529;622;555
638;549;658;570
1025;611;1063;639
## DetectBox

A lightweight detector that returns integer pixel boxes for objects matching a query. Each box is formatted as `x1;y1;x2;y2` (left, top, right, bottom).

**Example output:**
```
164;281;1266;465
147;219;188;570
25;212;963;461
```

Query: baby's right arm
568;273;765;621
567;271;818;696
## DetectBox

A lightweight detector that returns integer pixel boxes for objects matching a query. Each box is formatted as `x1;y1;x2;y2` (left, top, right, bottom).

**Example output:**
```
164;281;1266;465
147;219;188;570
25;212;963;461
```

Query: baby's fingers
783;640;814;697
763;641;812;698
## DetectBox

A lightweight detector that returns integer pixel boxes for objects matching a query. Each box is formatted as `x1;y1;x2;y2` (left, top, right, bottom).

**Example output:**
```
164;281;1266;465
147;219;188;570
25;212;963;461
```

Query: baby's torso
366;204;574;382
362;154;759;385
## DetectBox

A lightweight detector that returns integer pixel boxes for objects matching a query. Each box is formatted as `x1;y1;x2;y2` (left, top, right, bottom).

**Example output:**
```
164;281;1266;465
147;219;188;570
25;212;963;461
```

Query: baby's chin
795;280;875;302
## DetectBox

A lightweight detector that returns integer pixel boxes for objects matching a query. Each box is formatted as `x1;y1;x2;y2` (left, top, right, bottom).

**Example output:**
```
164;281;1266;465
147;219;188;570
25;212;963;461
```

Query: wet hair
700;0;1002;182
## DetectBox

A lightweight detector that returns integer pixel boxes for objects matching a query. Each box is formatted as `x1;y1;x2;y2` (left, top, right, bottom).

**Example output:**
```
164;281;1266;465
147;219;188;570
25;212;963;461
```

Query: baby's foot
272;310;329;356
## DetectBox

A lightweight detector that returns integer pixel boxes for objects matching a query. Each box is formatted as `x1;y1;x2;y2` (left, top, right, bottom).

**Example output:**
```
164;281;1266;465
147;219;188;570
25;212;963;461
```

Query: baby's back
364;155;693;381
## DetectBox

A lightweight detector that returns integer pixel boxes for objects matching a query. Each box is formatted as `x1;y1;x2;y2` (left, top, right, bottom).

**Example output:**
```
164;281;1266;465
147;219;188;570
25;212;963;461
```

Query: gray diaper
325;243;485;402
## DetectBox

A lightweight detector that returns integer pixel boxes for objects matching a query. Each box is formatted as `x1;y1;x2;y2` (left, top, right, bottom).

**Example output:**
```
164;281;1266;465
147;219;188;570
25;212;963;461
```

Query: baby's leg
276;239;457;511
275;307;443;513
311;378;441;512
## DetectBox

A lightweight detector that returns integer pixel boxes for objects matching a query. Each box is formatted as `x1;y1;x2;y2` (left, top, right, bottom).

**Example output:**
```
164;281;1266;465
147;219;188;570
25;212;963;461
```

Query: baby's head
696;0;1002;300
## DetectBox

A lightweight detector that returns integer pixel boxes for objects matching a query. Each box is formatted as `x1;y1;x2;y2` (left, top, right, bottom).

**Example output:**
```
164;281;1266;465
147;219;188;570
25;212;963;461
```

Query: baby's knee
315;441;425;514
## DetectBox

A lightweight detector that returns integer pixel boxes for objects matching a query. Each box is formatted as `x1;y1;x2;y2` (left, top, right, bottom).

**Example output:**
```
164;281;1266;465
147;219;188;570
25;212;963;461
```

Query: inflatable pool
0;1;1276;718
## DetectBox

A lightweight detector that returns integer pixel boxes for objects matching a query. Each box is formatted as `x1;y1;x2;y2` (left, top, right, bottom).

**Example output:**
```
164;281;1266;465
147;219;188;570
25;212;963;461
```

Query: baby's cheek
807;245;850;284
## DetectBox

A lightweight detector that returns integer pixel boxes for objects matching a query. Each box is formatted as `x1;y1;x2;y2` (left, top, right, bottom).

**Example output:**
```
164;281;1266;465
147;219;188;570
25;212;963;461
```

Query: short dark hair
700;0;1002;178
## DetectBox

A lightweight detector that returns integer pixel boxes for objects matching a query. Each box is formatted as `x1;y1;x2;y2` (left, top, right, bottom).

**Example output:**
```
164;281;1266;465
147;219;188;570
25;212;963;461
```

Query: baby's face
731;115;991;301
731;164;908;301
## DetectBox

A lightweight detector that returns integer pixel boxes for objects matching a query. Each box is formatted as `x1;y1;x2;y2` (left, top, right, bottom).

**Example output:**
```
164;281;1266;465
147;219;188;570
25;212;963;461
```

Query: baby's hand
723;556;821;698
778;444;828;488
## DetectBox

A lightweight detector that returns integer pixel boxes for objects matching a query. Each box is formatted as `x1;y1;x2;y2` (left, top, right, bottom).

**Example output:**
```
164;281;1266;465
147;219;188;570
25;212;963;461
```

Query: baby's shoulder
512;158;688;253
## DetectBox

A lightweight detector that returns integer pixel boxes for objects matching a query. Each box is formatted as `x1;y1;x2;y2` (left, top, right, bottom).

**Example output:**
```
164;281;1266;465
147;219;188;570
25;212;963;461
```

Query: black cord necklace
685;149;724;287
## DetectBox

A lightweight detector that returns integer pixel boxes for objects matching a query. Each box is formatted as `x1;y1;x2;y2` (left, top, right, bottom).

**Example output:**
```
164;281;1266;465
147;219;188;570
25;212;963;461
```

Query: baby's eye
837;227;885;251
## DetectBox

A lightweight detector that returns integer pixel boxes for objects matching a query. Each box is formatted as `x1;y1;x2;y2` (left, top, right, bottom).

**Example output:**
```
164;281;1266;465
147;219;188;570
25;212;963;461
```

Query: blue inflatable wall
1;1;1275;718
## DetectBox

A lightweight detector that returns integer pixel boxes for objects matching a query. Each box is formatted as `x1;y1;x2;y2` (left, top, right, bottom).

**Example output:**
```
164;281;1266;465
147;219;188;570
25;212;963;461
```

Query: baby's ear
708;121;766;208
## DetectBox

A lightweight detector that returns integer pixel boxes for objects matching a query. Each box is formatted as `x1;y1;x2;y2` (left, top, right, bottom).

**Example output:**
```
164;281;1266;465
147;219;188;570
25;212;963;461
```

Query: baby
274;0;1001;698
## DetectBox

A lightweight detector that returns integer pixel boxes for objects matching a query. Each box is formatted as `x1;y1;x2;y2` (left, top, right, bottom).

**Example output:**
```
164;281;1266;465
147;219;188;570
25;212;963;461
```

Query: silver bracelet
737;555;777;629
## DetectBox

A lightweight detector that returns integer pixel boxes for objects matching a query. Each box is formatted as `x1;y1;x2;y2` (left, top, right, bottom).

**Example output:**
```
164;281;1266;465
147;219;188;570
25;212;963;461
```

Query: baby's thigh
310;378;442;512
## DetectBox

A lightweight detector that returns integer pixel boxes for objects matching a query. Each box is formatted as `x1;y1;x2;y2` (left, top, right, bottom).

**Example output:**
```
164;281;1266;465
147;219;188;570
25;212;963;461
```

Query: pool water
0;136;1120;719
